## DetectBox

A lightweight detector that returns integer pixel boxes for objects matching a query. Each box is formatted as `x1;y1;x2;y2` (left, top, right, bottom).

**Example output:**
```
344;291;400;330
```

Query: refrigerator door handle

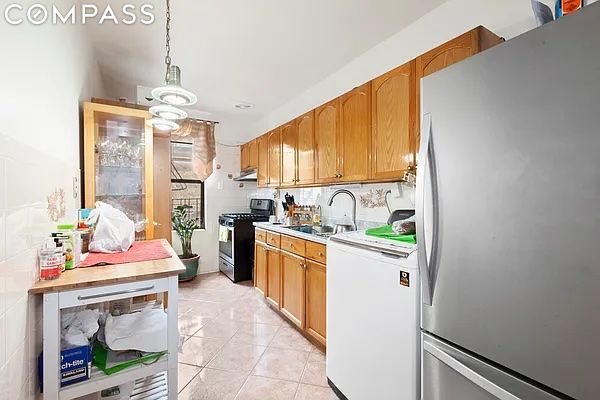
416;113;440;305
424;340;520;400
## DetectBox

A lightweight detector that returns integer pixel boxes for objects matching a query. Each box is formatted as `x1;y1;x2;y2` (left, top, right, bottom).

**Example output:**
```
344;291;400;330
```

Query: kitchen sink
285;225;334;238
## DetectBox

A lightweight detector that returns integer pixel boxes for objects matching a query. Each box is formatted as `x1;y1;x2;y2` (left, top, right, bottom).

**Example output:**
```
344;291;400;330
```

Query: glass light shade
149;104;187;120
152;65;197;106
148;118;180;132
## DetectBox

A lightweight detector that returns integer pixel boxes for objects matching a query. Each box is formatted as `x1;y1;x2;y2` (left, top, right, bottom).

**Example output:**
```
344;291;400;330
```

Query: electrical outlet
73;176;79;199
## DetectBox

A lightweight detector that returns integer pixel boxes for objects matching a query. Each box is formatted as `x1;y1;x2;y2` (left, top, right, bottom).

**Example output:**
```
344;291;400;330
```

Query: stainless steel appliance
417;5;600;400
218;199;273;282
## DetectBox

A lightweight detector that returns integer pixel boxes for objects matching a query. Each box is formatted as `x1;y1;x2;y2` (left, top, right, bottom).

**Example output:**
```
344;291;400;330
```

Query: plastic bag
86;202;135;253
392;215;416;235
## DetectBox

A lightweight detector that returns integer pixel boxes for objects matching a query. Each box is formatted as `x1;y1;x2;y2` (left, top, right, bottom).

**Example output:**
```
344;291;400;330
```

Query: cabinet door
339;83;371;182
280;250;306;328
296;111;315;185
257;134;269;187
240;143;250;171
371;61;415;180
268;128;281;187
254;242;267;296
305;260;326;346
248;139;258;169
266;248;281;308
280;121;297;187
314;99;340;184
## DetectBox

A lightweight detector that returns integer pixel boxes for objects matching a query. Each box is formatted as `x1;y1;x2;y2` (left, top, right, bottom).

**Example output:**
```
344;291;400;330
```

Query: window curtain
173;119;216;181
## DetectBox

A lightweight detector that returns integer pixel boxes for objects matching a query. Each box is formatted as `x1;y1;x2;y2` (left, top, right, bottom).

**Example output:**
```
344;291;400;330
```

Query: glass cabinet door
84;103;154;239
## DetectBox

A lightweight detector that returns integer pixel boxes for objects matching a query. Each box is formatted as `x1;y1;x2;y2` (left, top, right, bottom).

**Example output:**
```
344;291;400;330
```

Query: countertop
29;239;185;294
253;222;329;245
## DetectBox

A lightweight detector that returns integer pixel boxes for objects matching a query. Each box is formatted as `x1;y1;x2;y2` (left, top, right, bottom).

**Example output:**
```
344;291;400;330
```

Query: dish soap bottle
555;0;587;18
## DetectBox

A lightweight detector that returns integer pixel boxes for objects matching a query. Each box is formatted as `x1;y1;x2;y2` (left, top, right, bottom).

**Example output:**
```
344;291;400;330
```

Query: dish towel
218;226;229;242
365;225;417;244
80;240;172;267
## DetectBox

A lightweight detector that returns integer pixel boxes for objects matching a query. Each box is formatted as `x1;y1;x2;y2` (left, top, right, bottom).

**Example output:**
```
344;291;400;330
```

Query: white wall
0;1;105;397
249;0;543;137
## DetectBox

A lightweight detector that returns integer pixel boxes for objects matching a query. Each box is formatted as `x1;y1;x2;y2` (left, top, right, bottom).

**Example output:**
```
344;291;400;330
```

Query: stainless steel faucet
327;189;357;230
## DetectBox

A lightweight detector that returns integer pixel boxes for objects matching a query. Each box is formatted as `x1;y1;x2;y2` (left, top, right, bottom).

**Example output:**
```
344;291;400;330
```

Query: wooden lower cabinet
305;260;326;345
280;250;306;329
266;248;281;308
254;242;267;295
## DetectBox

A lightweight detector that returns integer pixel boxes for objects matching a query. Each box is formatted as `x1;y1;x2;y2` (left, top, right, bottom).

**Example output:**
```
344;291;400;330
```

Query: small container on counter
39;240;65;280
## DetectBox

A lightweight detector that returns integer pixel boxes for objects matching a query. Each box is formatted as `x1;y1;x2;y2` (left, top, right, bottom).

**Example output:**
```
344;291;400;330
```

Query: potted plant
172;205;200;281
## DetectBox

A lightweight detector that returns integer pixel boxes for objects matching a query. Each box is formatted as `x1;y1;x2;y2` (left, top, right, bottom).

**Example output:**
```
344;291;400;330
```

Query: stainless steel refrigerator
416;4;600;400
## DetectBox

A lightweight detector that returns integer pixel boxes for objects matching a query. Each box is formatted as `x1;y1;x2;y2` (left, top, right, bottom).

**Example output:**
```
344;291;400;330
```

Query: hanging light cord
164;0;172;83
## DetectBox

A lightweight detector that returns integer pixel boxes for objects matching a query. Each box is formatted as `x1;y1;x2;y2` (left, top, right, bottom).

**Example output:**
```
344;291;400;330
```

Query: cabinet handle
318;252;324;257
77;285;155;301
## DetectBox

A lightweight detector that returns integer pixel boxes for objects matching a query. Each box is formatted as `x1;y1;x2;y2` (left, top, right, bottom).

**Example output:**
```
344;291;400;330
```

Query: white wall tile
6;341;28;399
0;158;5;211
0;313;6;368
0;212;5;262
6;296;28;362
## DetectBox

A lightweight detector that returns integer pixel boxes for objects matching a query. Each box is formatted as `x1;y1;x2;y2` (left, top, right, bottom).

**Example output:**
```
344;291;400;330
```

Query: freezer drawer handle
424;340;520;400
77;285;155;301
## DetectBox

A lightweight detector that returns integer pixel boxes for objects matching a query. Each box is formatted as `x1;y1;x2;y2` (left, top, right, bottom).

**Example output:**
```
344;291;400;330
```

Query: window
171;139;205;229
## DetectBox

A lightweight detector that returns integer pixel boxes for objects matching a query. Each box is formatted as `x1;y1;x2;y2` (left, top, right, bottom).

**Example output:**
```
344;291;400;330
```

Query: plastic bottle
39;240;64;280
555;0;587;18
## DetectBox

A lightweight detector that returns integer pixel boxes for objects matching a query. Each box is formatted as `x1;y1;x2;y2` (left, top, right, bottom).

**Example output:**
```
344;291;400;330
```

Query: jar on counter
39;240;65;280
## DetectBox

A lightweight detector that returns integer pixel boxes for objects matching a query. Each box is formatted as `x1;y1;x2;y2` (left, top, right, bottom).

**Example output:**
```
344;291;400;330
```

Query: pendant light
149;0;196;131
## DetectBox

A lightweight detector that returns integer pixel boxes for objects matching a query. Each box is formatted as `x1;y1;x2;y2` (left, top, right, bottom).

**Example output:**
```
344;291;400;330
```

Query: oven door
218;224;234;264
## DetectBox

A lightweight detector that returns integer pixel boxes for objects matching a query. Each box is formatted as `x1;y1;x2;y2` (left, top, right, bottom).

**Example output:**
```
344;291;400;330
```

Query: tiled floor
177;272;337;400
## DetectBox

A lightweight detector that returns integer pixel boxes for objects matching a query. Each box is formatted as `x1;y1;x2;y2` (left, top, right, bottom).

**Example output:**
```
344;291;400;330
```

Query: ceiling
85;0;448;144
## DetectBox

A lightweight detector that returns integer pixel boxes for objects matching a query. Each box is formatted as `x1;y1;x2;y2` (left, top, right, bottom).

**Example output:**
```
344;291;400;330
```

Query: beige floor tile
178;368;248;400
300;361;328;387
251;347;310;381
207;341;267;373
309;348;326;363
178;363;201;392
179;314;213;336
294;384;338;400
230;323;280;346
270;326;315;352
179;336;228;367
194;318;245;339
235;376;298;400
179;300;224;317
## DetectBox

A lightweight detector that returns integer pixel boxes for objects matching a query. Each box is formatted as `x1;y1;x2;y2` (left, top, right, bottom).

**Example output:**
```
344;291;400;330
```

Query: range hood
234;169;257;181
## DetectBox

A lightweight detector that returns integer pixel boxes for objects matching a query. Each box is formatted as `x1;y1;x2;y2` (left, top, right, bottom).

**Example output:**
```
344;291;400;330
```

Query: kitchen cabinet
339;83;371;182
371;61;416;180
415;26;503;153
305;260;326;346
257;134;269;187
314;98;341;184
268;128;282;187
296;111;315;185
254;241;268;296
83;101;154;239
240;142;250;171
280;121;297;187
153;132;172;242
280;249;306;328
266;247;281;308
248;139;258;170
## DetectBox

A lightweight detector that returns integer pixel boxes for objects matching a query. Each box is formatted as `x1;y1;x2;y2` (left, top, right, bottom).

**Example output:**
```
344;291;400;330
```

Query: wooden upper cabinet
371;61;415;180
280;121;297;187
296;111;315;185
268;128;282;187
314;99;340;184
415;26;502;154
248;139;258;169
257;134;269;187
339;83;371;182
240;143;250;171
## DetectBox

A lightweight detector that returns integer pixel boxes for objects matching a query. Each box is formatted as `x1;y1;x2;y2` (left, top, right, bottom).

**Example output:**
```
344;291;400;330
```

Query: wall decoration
47;188;66;222
359;189;388;208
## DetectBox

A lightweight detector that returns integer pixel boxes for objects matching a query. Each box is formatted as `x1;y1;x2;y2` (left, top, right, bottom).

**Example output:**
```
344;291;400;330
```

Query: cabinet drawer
266;231;281;247
281;235;306;257
255;229;267;243
306;241;327;264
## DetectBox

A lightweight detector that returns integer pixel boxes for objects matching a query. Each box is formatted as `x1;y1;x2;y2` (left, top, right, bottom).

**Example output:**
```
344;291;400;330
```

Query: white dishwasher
326;232;419;400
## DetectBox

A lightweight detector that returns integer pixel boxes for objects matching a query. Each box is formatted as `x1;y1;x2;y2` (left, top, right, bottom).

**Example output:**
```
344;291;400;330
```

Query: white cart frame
42;275;179;400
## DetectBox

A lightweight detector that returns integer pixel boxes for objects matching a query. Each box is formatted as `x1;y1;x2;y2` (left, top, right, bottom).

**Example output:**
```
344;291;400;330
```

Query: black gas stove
218;199;274;282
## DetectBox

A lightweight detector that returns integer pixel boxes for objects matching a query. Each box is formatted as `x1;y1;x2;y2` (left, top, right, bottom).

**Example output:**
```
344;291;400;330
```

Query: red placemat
80;240;173;267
